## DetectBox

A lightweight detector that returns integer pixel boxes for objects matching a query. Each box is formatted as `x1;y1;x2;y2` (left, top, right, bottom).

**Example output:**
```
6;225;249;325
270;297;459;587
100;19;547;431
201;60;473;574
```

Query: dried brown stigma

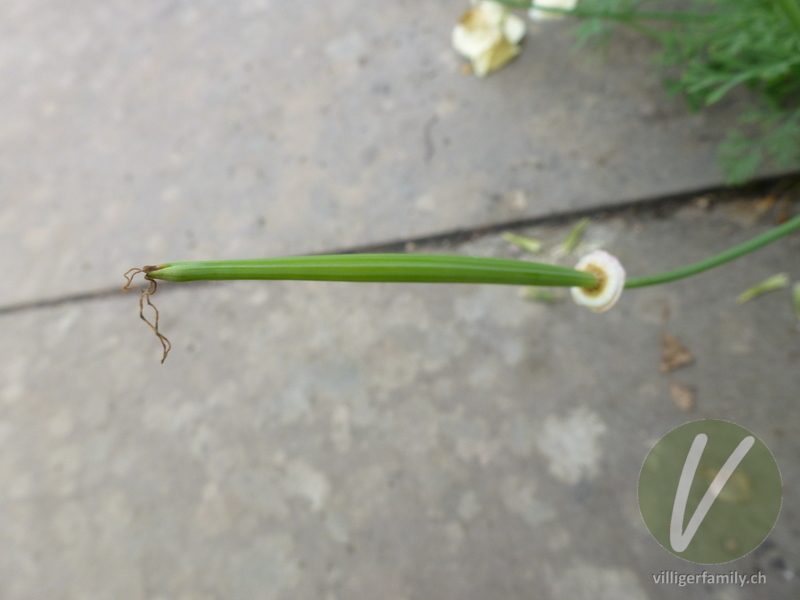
122;267;172;363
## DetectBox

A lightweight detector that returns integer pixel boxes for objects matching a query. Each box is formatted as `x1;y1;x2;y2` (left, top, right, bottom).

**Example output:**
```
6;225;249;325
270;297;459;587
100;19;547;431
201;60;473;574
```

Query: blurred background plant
485;0;800;185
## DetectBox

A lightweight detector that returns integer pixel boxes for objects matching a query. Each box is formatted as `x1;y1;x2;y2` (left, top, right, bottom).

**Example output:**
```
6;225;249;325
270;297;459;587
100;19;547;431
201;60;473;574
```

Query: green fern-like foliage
503;0;800;183
657;0;800;182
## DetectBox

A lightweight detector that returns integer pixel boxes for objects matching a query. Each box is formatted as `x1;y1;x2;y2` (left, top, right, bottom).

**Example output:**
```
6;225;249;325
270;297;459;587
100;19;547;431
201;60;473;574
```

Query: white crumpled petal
570;250;626;312
529;0;578;22
502;10;526;44
452;1;526;77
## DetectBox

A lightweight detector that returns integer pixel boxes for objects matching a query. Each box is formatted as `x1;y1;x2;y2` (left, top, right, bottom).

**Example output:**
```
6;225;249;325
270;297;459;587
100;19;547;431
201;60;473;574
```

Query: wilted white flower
452;1;526;77
570;250;626;312
529;0;578;22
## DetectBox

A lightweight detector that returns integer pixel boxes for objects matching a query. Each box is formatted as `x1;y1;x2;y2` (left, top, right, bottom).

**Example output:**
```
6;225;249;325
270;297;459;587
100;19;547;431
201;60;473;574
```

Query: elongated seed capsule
146;254;599;288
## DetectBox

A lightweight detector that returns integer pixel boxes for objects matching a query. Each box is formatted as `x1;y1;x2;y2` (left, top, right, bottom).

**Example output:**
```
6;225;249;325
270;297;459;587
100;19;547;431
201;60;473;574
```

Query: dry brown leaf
753;195;775;217
670;382;695;412
660;333;694;373
723;197;775;226
693;196;710;210
775;198;792;224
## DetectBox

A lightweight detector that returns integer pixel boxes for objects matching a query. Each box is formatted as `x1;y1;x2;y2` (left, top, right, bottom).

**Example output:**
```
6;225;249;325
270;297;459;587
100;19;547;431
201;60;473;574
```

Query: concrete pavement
1;2;799;599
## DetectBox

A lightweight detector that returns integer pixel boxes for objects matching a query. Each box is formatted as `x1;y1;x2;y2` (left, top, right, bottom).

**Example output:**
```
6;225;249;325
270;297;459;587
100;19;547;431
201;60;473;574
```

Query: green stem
625;212;800;288
147;254;599;288
775;0;800;35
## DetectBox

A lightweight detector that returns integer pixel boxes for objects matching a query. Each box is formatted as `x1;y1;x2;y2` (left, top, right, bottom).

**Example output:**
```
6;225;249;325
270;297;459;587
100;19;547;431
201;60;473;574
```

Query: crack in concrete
0;175;793;316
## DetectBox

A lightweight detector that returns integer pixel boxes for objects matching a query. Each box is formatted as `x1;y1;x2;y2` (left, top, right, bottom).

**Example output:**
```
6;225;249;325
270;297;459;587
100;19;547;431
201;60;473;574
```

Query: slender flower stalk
624;212;800;288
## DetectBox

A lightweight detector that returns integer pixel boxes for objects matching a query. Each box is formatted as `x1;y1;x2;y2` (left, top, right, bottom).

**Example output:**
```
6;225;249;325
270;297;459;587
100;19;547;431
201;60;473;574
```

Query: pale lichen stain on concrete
282;458;331;512
501;475;556;528
502;414;537;458
0;420;12;445
340;464;393;529
330;404;353;452
276;381;313;424
383;397;440;455
384;292;432;331
142;396;202;434
51;500;89;546
47;407;74;439
195;481;233;537
440;410;499;466
0;355;28;405
324;32;363;61
228;534;302;600
444;520;466;554
536;407;608;485
324;511;350;544
46;443;81;497
457;489;482;521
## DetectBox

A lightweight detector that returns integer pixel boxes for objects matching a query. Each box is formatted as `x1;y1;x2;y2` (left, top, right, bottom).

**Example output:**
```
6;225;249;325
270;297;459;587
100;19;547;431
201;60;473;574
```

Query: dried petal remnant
570;250;626;312
122;268;172;363
452;1;526;77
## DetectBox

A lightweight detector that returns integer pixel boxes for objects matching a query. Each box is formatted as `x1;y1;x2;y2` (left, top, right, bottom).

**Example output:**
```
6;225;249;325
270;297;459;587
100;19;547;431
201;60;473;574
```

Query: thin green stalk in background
624;212;800;288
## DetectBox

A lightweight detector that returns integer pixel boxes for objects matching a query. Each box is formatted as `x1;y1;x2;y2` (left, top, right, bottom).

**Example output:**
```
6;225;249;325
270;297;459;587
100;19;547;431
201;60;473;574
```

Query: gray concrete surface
1;0;761;306
1;197;799;599
2;1;799;599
